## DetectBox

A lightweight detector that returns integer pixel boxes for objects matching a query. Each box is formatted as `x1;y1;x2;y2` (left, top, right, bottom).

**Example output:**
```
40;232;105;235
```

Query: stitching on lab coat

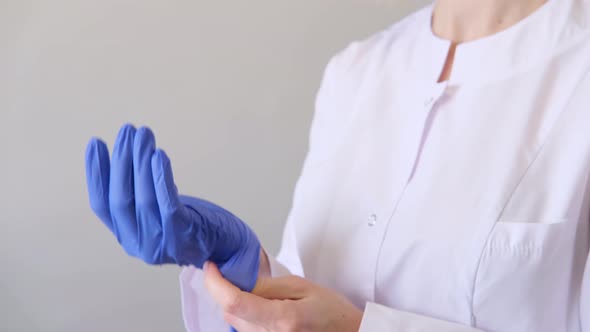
487;243;543;257
469;58;590;325
407;98;442;183
496;218;569;224
565;168;590;330
494;63;590;224
587;173;590;248
372;180;413;303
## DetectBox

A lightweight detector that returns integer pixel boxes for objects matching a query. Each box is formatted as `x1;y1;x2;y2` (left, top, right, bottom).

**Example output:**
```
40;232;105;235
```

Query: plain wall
0;1;429;331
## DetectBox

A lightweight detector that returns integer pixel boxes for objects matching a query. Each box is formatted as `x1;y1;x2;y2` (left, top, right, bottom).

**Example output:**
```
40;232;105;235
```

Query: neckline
428;0;557;50
417;0;588;85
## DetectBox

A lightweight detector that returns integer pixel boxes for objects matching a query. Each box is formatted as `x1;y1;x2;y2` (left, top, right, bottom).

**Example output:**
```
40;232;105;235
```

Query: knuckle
160;232;181;261
146;238;166;264
135;197;159;211
158;207;173;220
222;312;234;325
89;199;108;216
109;199;134;216
276;302;301;332
121;245;138;258
131;236;164;265
139;249;161;265
224;293;243;315
110;203;135;223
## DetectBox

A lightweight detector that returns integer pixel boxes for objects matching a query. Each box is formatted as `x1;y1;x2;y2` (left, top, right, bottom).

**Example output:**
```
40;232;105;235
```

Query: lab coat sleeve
267;46;361;279
271;179;306;278
179;253;293;332
179;266;230;332
266;48;358;279
269;215;300;278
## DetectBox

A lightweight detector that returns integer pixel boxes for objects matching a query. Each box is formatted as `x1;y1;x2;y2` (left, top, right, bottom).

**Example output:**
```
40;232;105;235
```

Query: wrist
350;308;363;332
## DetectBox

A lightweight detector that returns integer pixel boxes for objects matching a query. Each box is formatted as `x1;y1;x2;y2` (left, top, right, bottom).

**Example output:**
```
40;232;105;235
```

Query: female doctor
85;0;590;331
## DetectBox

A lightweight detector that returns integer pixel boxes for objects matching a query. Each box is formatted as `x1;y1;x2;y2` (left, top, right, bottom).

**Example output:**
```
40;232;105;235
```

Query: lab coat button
368;214;377;226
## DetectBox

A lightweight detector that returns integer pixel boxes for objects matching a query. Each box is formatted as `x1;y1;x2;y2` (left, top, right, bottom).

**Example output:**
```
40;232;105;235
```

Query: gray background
0;0;428;331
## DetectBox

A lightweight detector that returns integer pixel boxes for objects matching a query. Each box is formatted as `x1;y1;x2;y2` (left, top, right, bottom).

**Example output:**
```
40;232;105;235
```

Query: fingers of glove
85;137;113;232
109;124;139;247
132;127;163;260
151;148;184;220
151;148;193;261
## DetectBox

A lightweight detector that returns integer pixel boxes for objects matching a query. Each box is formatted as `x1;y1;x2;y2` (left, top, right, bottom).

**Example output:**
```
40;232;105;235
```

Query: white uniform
180;1;590;330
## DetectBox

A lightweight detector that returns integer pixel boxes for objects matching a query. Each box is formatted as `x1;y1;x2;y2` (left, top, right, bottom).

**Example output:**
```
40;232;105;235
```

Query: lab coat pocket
472;219;574;331
486;219;571;257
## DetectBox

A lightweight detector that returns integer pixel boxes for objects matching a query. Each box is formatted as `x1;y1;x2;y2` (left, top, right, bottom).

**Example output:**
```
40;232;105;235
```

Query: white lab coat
180;0;590;330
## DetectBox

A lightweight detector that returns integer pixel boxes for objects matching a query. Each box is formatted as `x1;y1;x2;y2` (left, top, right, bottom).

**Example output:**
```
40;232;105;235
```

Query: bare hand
204;262;363;332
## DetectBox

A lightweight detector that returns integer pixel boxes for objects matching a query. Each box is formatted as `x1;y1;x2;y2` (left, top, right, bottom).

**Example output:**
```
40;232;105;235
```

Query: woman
85;0;590;330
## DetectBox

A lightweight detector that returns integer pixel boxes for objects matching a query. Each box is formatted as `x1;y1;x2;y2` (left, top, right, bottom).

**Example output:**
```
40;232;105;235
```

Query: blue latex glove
85;124;260;293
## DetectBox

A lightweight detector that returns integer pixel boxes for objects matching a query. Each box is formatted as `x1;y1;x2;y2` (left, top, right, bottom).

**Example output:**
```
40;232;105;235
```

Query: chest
292;57;590;328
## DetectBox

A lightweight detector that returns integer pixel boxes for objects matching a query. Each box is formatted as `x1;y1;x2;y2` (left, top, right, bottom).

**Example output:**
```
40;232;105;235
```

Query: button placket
423;96;435;108
423;82;447;110
407;83;449;182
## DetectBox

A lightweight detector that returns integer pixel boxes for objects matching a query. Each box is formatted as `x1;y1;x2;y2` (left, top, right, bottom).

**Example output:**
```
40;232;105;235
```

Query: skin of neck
432;0;548;43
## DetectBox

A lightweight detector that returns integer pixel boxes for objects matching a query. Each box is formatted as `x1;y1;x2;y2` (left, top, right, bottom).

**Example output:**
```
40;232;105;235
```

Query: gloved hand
84;124;260;292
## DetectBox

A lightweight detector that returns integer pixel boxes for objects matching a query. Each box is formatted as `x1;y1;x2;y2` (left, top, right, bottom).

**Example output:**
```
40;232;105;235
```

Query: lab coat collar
417;0;589;86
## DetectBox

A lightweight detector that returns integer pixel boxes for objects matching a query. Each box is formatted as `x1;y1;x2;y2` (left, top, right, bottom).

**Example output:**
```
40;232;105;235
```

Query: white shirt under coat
180;1;590;330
